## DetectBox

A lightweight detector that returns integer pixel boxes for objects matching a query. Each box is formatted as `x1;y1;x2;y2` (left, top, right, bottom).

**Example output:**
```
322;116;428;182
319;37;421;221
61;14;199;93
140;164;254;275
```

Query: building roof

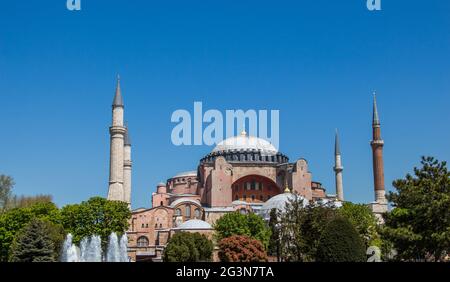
173;171;197;178
212;131;278;155
258;193;309;220
175;219;213;230
112;75;123;107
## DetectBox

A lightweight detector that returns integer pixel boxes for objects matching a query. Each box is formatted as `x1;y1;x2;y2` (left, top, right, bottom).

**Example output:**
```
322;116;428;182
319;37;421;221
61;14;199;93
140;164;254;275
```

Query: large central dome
212;131;278;155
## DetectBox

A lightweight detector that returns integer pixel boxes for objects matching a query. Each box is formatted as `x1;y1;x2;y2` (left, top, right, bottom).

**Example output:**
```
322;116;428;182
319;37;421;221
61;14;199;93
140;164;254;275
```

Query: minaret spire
112;74;123;107
372;91;380;126
370;91;388;222
108;75;126;203
334;129;344;201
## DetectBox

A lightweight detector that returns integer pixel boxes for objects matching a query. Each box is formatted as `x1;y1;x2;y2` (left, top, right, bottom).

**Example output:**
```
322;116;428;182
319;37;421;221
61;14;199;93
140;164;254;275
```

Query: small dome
212;133;278;155
259;193;309;220
157;182;166;187
176;219;212;230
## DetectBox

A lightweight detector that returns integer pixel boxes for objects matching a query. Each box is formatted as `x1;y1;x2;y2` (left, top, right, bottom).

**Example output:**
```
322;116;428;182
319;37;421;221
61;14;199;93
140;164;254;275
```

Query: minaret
334;129;344;201
108;75;126;202
371;92;386;204
123;125;132;207
370;92;388;222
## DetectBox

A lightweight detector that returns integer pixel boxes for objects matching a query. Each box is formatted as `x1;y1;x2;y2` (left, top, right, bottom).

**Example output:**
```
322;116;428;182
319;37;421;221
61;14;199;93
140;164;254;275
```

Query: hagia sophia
106;77;388;262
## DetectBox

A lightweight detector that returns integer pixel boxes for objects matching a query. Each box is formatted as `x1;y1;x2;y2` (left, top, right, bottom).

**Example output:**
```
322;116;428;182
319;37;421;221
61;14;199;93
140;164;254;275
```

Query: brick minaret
334;129;344;201
108;75;126;202
370;92;388;222
371;92;386;204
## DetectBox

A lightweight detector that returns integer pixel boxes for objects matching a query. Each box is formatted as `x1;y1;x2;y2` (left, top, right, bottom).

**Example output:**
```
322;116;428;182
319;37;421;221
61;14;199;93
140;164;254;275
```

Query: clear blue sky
0;1;449;209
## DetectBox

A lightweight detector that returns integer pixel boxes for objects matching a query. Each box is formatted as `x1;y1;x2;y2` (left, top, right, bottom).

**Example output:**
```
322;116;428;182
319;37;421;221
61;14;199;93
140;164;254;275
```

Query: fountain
61;233;128;262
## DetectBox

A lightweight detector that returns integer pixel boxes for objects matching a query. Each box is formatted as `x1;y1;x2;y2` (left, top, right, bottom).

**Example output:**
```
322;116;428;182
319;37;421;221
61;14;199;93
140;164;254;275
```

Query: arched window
160;201;163;206
137;236;149;247
234;195;239;201
185;205;191;218
175;208;181;216
194;208;201;219
251;195;255;201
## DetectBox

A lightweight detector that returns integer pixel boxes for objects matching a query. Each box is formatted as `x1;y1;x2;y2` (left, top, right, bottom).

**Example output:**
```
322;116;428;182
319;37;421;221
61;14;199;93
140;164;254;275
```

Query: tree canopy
316;217;366;262
9;218;62;262
213;211;271;249
382;156;450;261
218;235;268;262
163;232;213;262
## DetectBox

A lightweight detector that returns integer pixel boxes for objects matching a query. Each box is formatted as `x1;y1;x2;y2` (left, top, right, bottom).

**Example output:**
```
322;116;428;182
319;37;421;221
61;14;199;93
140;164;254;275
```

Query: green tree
338;202;380;248
267;208;281;261
382;156;450;261
60;197;131;248
218;235;268;262
316;217;366;262
279;194;337;261
0;175;14;213
9;218;58;262
163;232;213;262
214;212;271;249
0;202;61;261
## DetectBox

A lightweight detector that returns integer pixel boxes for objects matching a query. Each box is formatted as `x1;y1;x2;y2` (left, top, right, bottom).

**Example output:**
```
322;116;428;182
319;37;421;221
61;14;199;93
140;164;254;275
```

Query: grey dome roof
212;133;278;155
176;219;212;230
259;193;309;220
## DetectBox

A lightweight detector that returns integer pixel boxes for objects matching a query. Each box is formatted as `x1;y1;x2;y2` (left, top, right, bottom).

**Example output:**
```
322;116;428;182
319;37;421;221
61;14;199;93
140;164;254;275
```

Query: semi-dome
169;198;200;208
176;219;212;230
212;132;278;155
259;192;309;220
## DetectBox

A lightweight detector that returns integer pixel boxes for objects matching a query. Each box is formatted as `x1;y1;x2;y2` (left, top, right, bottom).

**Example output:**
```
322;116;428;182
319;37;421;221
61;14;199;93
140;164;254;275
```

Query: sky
0;0;449;209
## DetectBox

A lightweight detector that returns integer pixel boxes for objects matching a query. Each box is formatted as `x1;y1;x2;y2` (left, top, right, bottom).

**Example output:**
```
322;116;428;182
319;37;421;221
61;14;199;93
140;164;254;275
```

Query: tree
9;219;58;262
60;197;130;248
163;232;213;262
8;194;53;209
382;156;450;261
0;175;14;213
338;202;380;248
268;208;280;261
316;217;366;262
279;194;337;262
213;212;271;249
0;202;61;261
218;235;268;262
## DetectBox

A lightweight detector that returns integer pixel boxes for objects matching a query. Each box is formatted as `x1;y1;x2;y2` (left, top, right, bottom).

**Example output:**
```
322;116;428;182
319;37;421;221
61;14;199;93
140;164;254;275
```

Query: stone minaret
370;92;388;222
108;76;126;202
334;130;344;201
123;125;132;206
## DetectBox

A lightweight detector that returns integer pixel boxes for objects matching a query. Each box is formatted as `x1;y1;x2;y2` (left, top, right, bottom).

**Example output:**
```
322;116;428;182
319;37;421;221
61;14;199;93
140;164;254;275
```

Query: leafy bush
163;232;213;262
218;235;268;262
214;212;271;249
316;217;366;262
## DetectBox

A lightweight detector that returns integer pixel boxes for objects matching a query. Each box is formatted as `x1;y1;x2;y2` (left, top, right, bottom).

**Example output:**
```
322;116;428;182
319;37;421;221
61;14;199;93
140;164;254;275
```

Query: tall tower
108;76;126;202
334;130;344;201
370;92;388;221
123;125;132;207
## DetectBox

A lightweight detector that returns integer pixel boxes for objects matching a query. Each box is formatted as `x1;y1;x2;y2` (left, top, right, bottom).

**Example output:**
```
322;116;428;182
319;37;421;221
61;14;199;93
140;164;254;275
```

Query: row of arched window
174;205;202;219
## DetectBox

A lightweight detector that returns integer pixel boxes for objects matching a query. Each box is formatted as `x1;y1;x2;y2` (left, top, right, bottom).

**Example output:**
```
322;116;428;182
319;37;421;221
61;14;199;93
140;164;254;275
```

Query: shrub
218;235;268;262
316;217;366;262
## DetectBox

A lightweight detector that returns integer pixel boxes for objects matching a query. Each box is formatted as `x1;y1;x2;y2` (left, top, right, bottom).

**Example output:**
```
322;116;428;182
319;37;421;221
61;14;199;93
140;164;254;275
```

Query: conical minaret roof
112;75;123;107
334;129;341;156
372;92;380;126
